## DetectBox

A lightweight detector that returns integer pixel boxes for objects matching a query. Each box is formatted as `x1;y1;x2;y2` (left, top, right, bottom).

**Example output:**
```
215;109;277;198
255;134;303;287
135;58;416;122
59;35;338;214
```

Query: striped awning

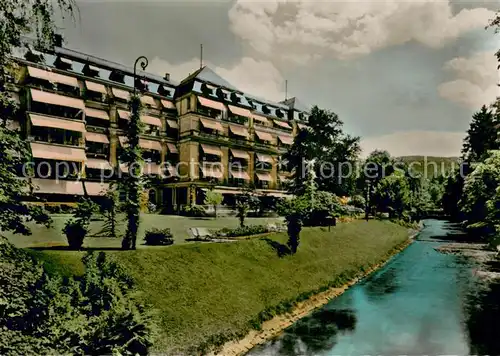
84;182;110;196
141;115;162;127
278;135;293;145
140;95;157;107
85;132;109;144
256;172;273;181
200;118;224;132
200;165;223;179
30;113;85;133
256;153;273;164
161;99;175;110
166;142;178;154
27;66;78;88
84;107;109;120
166;119;178;129
85;81;107;94
255;130;273;142
274;120;292;130
200;144;222;156
231;170;250;180
111;87;130;100
117;109;130;120
228;105;252;118
30;142;86;162
252;114;269;124
230;148;249;160
86;158;112;170
229;124;249;138
31;178;84;195
197;96;226;111
139;139;162;151
30;89;84;110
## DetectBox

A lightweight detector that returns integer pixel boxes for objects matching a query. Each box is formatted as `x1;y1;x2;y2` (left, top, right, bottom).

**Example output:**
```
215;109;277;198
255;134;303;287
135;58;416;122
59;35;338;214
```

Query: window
186;97;191;111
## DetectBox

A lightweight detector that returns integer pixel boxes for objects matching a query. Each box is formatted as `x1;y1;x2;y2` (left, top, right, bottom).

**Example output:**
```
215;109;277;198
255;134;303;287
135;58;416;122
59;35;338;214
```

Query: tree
487;10;500;68
286;212;303;254
94;184;121;238
371;171;411;218
236;200;249;227
462;105;499;163
460;150;500;236
285;106;360;197
119;94;145;250
0;244;156;354
204;190;223;218
0;0;76;239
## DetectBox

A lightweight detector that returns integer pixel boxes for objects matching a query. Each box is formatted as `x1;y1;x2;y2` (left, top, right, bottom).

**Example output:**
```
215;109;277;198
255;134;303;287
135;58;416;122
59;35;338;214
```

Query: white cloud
148;56;285;102
438;51;499;109
228;0;494;62
360;130;465;157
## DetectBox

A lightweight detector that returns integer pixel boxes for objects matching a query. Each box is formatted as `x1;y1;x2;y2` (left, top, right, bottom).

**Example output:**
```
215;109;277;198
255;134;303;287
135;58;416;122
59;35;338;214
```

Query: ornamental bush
144;228;174;246
215;225;270;238
180;205;206;217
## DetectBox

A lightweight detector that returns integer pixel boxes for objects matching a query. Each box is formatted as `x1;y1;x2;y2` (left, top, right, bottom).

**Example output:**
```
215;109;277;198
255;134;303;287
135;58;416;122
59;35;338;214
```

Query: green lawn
5;214;283;249
29;219;409;353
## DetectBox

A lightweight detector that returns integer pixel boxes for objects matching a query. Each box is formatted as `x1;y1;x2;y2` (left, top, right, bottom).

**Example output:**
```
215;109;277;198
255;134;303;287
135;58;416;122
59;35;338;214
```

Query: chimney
53;34;63;47
164;73;170;81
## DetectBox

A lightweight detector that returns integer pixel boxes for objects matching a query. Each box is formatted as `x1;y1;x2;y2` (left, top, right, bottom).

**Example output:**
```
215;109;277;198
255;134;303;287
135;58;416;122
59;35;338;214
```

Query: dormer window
203;84;219;99
158;85;172;98
262;105;271;115
109;70;125;84
82;63;100;78
54;56;72;70
220;88;232;101
24;50;44;64
134;78;148;92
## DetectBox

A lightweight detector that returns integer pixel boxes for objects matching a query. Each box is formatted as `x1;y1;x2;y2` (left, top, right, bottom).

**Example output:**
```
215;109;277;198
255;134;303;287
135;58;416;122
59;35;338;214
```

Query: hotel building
6;41;309;212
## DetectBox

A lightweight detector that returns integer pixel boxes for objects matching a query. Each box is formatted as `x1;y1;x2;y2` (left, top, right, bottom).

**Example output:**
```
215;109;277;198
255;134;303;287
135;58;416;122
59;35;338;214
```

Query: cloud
148;56;285;102
438;51;498;109
228;0;494;62
360;130;465;157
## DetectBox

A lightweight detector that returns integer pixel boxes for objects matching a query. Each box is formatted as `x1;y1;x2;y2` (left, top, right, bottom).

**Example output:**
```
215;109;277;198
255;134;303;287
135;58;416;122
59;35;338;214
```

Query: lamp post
133;56;148;95
365;179;371;221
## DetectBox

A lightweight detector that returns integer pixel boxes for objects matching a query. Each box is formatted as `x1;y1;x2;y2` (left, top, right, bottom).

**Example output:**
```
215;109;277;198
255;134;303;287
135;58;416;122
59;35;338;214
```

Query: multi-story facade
6;43;309;212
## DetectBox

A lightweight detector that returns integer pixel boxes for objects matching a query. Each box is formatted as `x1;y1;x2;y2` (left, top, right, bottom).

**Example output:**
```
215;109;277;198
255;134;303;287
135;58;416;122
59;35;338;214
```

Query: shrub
214;224;269;238
144;228;174;246
350;195;366;209
0;242;156;355
62;219;88;249
62;198;97;250
60;204;75;214
181;205;206;217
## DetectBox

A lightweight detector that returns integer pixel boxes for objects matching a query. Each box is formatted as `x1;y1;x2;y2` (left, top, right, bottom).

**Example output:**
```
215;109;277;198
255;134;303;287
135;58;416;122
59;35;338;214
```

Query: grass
30;219;409;353
5;214;283;249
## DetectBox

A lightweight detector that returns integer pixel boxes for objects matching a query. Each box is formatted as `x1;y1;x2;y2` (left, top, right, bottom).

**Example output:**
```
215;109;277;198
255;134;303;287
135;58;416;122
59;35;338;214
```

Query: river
248;219;500;355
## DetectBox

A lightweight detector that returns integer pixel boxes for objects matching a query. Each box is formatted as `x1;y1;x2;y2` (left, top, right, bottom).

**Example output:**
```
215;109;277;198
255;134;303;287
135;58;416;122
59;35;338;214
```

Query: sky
58;0;499;157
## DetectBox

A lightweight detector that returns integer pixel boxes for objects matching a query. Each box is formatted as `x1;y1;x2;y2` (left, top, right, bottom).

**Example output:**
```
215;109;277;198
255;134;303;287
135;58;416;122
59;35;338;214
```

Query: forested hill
397;156;460;179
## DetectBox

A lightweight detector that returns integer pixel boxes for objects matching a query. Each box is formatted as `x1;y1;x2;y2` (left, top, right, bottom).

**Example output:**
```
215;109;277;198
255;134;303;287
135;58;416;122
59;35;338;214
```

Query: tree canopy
285;106;360;197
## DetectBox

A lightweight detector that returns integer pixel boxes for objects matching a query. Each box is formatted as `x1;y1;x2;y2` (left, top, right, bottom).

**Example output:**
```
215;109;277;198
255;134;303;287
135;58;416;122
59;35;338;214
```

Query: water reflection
251;308;357;356
465;279;500;355
249;220;499;356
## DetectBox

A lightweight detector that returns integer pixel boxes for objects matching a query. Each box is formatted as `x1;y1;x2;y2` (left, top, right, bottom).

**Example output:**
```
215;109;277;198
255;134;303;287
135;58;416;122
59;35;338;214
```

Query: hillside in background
397;156;460;179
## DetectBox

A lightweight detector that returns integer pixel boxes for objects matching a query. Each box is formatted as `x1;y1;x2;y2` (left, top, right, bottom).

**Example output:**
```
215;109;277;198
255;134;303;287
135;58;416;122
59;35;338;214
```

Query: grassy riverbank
31;220;409;353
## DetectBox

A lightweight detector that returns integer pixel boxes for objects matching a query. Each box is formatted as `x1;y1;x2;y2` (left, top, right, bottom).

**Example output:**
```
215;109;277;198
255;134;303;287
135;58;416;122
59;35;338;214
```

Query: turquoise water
248;220;500;355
